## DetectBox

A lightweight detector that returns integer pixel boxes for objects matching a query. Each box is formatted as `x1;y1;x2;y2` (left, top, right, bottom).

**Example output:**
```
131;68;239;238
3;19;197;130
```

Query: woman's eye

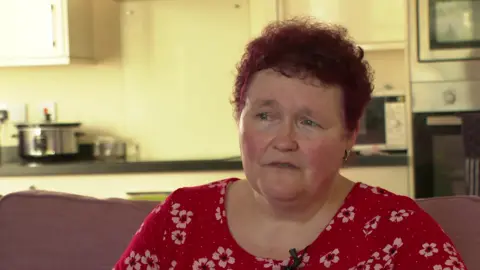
302;119;319;127
256;112;270;120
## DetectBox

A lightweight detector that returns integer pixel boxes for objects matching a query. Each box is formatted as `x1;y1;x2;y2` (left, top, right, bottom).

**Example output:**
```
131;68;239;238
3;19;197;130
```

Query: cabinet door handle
426;116;462;126
50;3;57;48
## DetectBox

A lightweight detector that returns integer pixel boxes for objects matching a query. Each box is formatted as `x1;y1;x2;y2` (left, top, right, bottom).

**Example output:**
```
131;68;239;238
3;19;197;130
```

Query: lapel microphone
283;248;302;270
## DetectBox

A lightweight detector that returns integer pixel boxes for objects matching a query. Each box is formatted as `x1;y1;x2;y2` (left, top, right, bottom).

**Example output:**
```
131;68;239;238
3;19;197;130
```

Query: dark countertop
0;153;409;177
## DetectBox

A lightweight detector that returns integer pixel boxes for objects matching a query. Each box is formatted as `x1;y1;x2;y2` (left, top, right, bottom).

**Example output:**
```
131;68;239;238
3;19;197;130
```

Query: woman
114;18;467;270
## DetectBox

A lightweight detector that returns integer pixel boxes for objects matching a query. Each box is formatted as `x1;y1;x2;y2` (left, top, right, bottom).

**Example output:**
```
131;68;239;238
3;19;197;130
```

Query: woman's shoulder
347;183;466;268
350;182;436;229
351;182;457;248
113;177;242;270
353;182;420;211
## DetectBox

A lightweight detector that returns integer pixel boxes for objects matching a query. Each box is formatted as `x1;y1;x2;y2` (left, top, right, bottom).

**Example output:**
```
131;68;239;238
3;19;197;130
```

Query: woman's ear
345;121;359;150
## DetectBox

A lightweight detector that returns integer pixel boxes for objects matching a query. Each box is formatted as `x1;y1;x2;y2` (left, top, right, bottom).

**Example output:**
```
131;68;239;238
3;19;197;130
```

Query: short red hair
232;17;374;132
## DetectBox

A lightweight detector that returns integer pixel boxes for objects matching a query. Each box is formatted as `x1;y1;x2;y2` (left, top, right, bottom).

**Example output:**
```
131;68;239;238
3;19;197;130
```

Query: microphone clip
284;248;301;270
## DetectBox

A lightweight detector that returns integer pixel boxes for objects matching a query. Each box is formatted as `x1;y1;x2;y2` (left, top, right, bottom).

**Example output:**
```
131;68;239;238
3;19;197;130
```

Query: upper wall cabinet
283;0;406;51
0;0;94;67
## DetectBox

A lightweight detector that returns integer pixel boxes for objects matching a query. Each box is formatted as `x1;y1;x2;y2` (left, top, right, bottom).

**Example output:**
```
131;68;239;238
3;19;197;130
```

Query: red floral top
113;178;467;270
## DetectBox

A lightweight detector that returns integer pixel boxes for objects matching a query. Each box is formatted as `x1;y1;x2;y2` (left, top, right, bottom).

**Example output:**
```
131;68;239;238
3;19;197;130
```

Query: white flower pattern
325;219;334;231
171;230;186;245
371;187;389;196
192;258;215;270
359;183;390;197
115;179;466;270
382;238;403;262
300;253;310;267
212;247;236;268
419;243;439;258
168;260;177;270
445;256;465;270
337;206;355;223
443;242;457;256
348;260;367;270
151;203;163;214
255;257;289;270
140;250;159;270
320;248;340;268
215;206;226;223
363;215;381;236
124;251;141;270
389;209;410;223
172;209;193;228
170;203;180;216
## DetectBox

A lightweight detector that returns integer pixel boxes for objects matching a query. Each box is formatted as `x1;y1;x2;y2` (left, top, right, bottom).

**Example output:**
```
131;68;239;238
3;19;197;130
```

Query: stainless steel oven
408;0;480;82
353;95;408;152
412;81;480;198
409;0;480;198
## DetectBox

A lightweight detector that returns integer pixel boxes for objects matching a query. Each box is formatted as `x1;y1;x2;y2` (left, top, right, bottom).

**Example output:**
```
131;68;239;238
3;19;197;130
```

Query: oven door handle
426;116;462;126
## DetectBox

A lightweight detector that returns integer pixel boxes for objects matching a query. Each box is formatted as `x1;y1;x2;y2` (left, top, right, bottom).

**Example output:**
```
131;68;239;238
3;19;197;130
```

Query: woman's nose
273;122;299;152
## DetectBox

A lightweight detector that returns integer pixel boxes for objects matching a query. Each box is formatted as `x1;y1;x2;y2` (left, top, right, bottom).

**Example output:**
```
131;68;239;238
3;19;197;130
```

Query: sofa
0;189;478;270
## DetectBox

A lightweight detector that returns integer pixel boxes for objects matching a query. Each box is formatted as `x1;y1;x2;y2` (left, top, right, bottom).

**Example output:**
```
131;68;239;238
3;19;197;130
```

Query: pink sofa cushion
0;190;478;270
416;195;480;269
0;190;158;270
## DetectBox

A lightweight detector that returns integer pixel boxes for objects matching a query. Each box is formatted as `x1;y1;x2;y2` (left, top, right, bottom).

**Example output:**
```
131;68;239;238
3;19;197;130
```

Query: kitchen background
0;0;407;161
1;0;469;200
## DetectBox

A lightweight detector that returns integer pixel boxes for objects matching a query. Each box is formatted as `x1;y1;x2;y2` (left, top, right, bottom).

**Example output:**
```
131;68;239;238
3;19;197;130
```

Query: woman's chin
257;176;303;201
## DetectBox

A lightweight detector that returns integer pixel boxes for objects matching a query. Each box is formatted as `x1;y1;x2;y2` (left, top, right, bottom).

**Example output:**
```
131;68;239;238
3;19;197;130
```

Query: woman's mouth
268;162;299;169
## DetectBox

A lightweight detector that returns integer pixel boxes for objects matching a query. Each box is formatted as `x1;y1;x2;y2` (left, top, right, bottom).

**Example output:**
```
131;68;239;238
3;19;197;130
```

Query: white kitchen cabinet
0;0;94;67
283;0;406;51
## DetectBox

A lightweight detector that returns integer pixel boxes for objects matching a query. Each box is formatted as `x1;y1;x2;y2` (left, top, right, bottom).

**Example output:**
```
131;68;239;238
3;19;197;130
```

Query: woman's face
238;69;357;202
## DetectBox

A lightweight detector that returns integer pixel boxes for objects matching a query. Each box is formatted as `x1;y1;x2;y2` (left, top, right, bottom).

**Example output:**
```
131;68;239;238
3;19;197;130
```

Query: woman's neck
250;175;353;224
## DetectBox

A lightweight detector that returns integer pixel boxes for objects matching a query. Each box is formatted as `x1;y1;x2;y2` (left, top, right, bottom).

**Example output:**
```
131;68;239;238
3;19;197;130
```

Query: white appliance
408;0;480;83
353;95;408;152
409;0;480;198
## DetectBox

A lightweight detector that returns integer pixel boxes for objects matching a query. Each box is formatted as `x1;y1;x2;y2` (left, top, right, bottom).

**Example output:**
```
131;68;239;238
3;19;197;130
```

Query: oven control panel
412;80;480;113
